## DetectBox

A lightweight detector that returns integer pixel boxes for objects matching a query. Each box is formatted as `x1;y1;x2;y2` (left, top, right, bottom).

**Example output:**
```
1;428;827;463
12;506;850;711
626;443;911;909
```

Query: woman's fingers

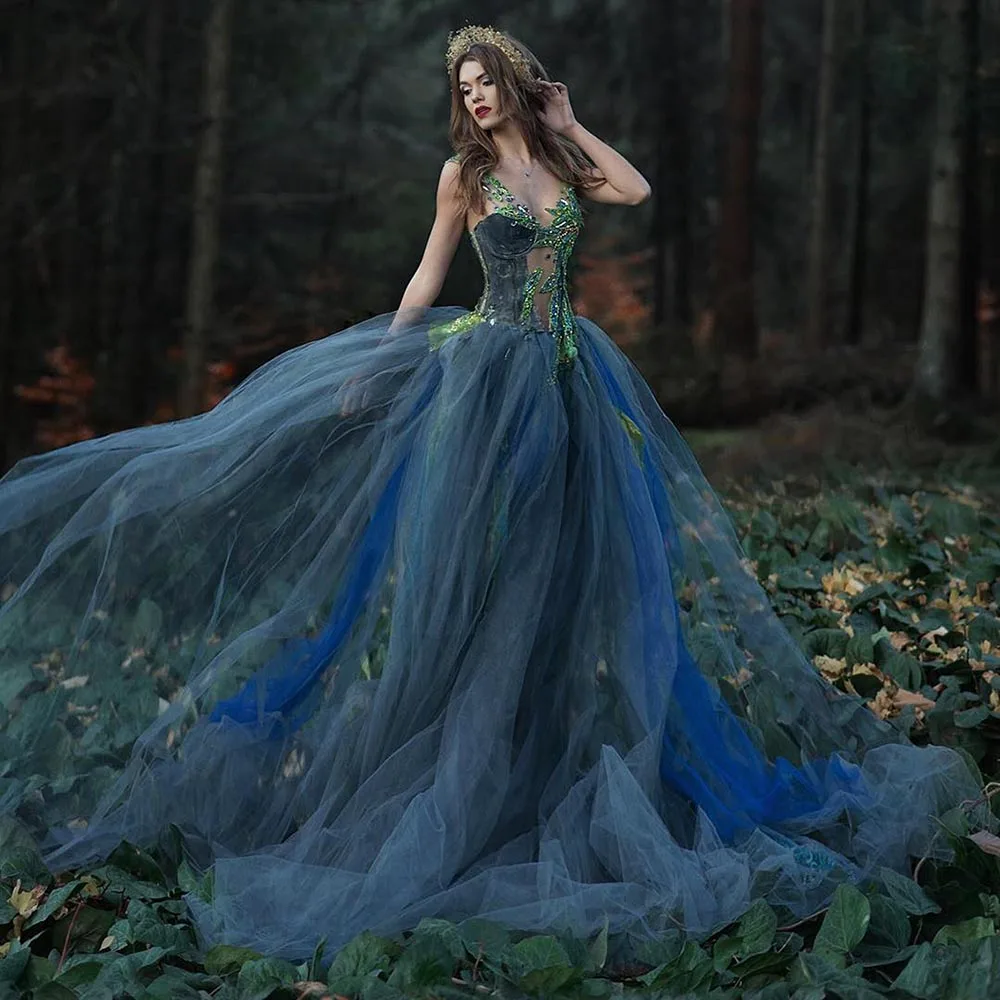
338;375;368;416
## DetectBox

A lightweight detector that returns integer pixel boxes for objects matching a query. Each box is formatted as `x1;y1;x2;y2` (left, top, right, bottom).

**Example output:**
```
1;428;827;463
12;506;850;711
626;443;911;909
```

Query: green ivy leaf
638;941;713;994
0;940;30;984
203;944;264;978
891;942;953;999
948;936;1000;998
845;633;876;668
457;918;509;969
234;957;298;1000
791;952;884;999
802;629;850;659
738;898;778;957
508;935;575;996
52;905;115;956
359;980;405;1000
89;864;170;902
849;582;895;612
776;567;824;593
0;815;51;885
145;966;221;1000
386;935;455;994
586;917;609;972
813;884;871;964
882;652;924;690
0;664;34;710
864;894;911;952
932;917;996;946
411;917;465;960
24;880;83;930
327;931;396;983
969;614;1000;650
30;983;78;1000
77;947;167;1000
954;705;991;729
712;934;744;972
879;868;941;916
126;598;164;649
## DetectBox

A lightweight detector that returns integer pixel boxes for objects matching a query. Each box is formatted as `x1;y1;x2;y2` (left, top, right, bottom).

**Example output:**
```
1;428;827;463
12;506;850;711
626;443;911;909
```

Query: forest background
0;0;998;467
5;2;1000;998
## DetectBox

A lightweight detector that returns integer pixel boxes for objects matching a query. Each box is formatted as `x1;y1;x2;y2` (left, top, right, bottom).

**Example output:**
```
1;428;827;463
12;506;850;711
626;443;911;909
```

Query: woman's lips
475;106;492;118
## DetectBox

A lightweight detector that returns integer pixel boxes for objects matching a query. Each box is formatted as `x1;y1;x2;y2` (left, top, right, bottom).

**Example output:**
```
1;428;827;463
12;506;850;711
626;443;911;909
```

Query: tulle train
0;307;978;958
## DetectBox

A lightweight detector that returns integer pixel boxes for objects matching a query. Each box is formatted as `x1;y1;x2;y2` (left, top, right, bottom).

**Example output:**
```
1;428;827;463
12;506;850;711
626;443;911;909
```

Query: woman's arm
387;160;466;332
537;80;652;206
338;162;465;415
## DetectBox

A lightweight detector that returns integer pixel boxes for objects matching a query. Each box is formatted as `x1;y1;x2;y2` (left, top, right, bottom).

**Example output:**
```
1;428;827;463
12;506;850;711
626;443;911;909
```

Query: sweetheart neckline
468;176;576;236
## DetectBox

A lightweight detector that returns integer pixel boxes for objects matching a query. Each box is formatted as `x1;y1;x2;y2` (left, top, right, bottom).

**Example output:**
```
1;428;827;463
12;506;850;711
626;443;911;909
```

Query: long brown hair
447;31;602;215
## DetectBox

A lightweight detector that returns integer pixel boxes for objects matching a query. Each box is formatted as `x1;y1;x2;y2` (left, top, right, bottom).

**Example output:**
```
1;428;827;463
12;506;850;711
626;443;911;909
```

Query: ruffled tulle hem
0;306;982;958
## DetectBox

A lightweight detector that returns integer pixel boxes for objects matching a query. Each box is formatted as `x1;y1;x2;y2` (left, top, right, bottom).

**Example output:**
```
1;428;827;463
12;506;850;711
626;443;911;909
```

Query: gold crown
445;25;533;81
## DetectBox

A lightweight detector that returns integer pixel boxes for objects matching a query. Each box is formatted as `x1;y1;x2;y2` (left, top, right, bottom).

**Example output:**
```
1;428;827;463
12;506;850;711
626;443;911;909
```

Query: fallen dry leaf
969;831;1000;857
889;631;911;651
9;880;45;919
295;983;333;999
814;655;847;680
892;689;936;712
869;688;896;720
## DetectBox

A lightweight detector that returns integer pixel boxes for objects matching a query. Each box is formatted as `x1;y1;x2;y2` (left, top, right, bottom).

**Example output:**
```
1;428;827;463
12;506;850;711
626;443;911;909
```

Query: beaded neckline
481;173;574;231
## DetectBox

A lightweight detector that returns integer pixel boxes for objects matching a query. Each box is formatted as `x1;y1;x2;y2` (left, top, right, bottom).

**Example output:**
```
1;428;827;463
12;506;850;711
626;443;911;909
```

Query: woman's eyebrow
460;71;488;87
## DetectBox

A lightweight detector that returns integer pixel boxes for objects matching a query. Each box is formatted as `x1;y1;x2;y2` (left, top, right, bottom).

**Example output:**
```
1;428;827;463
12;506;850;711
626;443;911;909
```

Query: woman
0;25;977;960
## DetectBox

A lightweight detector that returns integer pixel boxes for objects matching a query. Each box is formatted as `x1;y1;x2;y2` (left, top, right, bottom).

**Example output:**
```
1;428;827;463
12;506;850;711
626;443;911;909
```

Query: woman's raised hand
535;80;578;135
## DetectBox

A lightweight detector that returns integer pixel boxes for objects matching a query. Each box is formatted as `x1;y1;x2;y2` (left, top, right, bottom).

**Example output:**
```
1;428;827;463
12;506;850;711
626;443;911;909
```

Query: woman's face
458;59;502;130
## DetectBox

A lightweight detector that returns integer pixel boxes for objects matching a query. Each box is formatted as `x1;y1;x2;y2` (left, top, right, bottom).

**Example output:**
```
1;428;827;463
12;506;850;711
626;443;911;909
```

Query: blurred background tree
0;0;998;469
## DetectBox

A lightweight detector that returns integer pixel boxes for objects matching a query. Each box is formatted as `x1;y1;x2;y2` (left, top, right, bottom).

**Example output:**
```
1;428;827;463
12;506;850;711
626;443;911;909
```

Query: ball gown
0;160;978;960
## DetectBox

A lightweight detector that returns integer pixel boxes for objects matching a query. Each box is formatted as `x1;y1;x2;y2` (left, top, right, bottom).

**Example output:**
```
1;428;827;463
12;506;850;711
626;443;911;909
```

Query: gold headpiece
445;25;533;81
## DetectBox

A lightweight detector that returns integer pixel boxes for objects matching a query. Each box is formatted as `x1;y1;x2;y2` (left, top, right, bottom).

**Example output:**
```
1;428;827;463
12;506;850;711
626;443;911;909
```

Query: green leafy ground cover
3;425;1000;999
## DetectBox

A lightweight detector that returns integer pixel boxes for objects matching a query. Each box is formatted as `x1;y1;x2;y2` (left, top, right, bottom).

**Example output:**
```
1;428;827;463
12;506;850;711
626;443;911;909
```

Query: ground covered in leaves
3;408;1000;999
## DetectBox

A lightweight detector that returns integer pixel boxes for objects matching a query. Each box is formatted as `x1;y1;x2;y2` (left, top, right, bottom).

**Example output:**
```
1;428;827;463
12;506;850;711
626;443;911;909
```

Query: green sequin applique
430;158;584;379
428;309;484;350
482;173;583;378
482;174;547;231
617;410;645;465
520;267;545;326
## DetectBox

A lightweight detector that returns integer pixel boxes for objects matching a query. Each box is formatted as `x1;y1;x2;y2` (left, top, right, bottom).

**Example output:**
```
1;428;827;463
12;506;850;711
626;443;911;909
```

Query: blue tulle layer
0;307;979;959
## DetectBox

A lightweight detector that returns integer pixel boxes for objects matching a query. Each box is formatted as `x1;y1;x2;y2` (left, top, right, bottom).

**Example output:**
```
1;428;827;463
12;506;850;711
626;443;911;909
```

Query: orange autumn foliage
13;343;96;449
572;245;653;347
17;343;239;447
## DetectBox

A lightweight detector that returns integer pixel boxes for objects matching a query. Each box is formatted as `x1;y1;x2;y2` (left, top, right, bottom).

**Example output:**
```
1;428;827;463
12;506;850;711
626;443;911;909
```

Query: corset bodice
429;159;584;377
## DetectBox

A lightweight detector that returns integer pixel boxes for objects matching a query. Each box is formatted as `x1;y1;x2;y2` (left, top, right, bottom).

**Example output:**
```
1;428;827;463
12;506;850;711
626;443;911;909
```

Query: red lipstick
475;106;492;118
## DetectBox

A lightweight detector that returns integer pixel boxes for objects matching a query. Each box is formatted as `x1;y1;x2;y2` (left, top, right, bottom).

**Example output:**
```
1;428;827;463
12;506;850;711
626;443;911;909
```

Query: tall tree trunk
651;0;693;331
843;0;872;346
118;0;167;428
58;30;83;356
0;9;29;470
981;35;1000;399
179;0;235;418
93;95;126;434
714;0;764;359
720;0;731;64
913;0;972;405
805;0;839;349
956;0;980;393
